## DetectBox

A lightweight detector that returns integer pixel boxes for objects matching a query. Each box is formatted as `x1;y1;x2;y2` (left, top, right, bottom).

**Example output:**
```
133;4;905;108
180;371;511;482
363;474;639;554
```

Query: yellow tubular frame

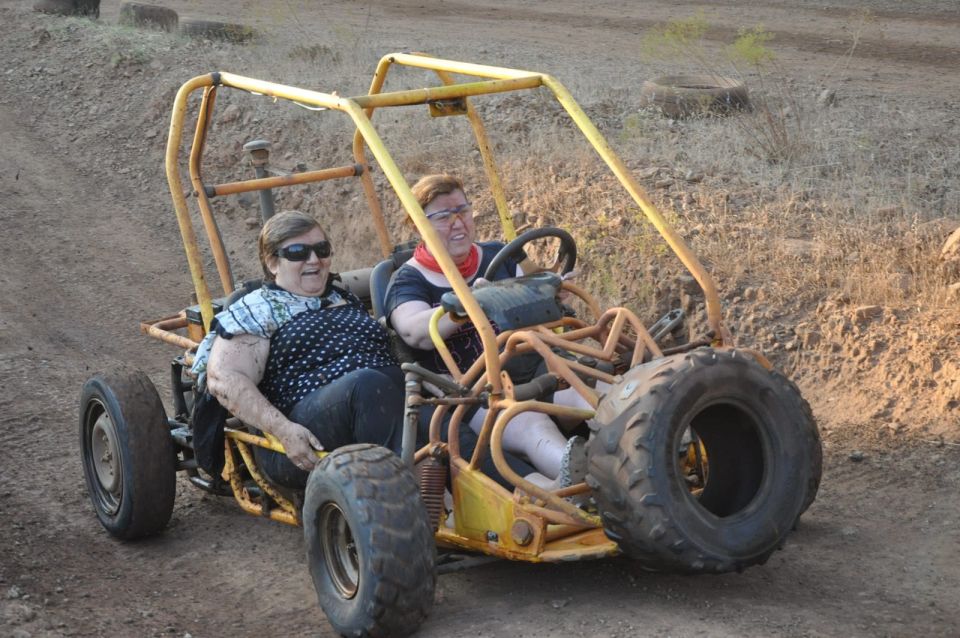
159;54;728;554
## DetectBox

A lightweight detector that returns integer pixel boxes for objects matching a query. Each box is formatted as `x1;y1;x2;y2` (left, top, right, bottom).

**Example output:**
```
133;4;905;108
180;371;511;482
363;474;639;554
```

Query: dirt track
1;1;959;636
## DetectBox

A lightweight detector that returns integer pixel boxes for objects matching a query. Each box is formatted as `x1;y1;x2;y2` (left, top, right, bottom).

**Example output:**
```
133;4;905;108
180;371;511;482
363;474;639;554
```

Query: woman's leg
256;367;405;487
290;366;405;453
468;407;569;479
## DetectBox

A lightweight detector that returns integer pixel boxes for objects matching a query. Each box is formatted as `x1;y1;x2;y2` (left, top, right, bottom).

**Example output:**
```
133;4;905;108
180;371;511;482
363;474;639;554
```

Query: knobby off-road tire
304;444;436;638
79;368;177;540
587;348;821;573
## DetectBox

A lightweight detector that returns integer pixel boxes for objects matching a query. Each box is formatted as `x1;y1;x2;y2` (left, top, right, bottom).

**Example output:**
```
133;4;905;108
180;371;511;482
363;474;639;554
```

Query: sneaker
558;435;588;489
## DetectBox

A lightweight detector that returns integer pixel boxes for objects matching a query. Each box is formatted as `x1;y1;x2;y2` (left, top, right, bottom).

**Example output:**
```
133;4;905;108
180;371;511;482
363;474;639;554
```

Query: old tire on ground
179;18;257;43
640;74;750;118
79;368;177;540
304;444;436;638
119;2;178;32
34;0;99;17
587;348;821;573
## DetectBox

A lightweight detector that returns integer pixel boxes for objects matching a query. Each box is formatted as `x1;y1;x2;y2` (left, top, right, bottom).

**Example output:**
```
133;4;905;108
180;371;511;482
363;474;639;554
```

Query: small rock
840;526;858;539
6;585;22;599
948;282;960;300
853;305;882;324
781;238;817;260
218;104;242;124
244;217;259;229
636;167;660;179
677;275;699;295
683;170;703;183
654;178;674;189
742;286;757;301
550;598;570;609
817;88;838;108
144;128;159;139
849;450;865;462
12;628;32;638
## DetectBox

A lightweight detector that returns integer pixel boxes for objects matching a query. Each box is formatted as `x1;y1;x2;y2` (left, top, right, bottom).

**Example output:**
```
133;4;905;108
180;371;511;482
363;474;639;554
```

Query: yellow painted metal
351;76;542;109
210;164;362;197
139;314;199;350
189;86;235;296
489;400;598;526
538;74;728;344
225;427;328;461
165;74;218;329
234;439;299;519
160;55;741;558
428;306;462;381
339;99;505;393
222;439;298;526
381;52;541;81
437;459;619;562
434;69;516;240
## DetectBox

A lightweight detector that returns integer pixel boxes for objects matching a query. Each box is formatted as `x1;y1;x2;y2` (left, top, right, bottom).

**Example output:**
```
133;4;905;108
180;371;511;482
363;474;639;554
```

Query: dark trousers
256;366;405;488
257;365;537;490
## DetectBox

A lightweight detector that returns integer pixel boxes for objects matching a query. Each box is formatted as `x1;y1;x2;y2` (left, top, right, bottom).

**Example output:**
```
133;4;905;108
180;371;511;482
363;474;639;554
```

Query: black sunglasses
275;241;332;261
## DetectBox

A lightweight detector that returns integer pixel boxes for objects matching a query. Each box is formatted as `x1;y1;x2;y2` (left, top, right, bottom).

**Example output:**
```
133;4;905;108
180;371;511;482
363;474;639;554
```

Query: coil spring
418;457;448;531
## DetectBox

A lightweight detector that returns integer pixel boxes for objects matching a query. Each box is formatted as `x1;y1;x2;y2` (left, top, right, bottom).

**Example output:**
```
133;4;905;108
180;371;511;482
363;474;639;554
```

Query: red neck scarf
414;242;480;279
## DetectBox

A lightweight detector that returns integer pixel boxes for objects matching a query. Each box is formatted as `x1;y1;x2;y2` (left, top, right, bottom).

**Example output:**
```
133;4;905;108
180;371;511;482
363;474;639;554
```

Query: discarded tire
587;348;822;573
179;18;257;43
640;74;750;118
34;0;99;17
119;2;178;32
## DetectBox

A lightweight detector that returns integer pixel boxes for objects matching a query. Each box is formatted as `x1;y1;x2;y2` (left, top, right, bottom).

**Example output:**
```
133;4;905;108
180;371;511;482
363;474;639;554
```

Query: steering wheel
484;227;577;280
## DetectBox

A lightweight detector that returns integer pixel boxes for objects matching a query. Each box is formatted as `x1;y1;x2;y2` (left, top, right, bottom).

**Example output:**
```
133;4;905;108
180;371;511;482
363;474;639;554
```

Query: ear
265;254;280;277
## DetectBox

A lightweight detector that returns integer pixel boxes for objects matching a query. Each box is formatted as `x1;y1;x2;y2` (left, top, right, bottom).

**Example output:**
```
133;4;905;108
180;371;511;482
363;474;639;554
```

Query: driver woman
191;210;406;487
384;174;586;488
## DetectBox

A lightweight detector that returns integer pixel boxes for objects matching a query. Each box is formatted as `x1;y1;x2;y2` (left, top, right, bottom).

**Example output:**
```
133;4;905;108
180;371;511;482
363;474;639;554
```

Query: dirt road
1;1;958;636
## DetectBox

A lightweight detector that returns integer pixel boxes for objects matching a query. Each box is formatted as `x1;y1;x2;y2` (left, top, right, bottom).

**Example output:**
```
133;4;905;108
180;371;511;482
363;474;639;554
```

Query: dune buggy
79;53;822;637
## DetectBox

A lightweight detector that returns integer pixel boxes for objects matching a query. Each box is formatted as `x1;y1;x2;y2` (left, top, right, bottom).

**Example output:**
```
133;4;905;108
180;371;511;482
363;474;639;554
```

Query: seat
370;245;416;321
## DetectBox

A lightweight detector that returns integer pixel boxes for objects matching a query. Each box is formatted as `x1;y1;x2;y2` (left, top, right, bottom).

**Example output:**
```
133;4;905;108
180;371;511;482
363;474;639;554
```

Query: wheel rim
319;502;359;599
85;400;122;515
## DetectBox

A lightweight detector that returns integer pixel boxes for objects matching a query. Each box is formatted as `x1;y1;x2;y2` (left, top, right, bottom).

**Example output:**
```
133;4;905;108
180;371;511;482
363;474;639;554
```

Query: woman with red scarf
384;174;585;489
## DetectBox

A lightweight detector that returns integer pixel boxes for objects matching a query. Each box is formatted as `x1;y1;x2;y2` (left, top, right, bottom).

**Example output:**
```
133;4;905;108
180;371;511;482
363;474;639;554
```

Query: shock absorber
418;453;448;531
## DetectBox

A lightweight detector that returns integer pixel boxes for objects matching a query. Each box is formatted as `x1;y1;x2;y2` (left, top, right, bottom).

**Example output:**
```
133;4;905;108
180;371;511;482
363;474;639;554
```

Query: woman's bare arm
206;333;324;470
389;300;462;350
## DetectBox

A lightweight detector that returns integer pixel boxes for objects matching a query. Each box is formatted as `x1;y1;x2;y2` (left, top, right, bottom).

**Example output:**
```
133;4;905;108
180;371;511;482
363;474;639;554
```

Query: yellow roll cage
152;52;730;561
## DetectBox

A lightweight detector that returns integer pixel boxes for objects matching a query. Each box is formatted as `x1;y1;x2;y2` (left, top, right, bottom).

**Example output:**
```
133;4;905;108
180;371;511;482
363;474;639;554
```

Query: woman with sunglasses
385;174;587;490
191;210;404;487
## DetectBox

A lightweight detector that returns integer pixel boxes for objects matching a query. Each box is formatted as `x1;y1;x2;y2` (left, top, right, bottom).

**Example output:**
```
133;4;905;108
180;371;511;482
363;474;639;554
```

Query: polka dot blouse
259;290;397;414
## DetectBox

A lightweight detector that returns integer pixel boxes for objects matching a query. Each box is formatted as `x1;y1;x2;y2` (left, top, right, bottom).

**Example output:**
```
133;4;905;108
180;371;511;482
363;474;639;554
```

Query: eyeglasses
425;203;472;225
275;240;332;261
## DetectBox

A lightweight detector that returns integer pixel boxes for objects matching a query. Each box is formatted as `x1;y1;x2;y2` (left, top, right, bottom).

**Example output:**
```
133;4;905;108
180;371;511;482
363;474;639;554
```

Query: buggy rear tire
304;444;435;638
79;368;177;539
587;348;821;573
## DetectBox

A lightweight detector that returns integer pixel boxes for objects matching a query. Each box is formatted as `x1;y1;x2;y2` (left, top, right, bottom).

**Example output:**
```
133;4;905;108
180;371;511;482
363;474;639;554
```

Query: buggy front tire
304;444;435;638
79;368;177;539
587;348;822;573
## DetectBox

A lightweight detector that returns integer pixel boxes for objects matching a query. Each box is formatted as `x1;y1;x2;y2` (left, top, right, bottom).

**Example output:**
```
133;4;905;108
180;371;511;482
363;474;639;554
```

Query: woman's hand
276;421;325;471
208;334;325;470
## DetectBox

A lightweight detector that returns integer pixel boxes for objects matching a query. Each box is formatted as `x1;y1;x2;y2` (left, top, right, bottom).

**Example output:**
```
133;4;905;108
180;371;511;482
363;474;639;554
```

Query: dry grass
63;9;957;323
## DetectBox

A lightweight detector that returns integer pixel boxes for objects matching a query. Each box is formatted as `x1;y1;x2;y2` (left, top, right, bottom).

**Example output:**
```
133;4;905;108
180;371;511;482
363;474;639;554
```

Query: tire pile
34;1;259;43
